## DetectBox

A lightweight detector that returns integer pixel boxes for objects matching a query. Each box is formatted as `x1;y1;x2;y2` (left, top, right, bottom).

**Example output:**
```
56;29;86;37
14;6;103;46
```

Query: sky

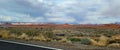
0;0;120;24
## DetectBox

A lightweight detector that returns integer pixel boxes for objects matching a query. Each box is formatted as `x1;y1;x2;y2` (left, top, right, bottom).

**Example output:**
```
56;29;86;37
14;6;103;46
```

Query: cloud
0;0;120;24
102;0;120;17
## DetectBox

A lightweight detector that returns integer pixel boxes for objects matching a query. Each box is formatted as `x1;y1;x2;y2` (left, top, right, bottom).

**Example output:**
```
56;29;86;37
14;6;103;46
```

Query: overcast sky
0;0;120;24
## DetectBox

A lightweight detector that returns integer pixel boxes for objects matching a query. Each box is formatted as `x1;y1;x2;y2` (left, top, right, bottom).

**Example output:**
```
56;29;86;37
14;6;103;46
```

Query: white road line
0;39;63;50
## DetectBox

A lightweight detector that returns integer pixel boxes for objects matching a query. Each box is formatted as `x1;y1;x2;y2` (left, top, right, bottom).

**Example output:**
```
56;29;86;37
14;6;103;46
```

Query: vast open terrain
0;23;120;50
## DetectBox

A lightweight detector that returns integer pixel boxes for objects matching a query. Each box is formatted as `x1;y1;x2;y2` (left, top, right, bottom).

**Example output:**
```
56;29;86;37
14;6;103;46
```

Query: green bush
81;38;91;45
44;31;55;39
69;38;81;42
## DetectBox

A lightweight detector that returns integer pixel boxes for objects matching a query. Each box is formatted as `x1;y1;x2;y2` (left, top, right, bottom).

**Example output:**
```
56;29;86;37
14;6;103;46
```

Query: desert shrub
9;28;41;36
9;29;22;35
59;38;71;43
111;34;120;43
97;35;109;46
45;38;52;42
33;36;45;41
9;33;17;39
25;31;37;36
32;34;52;42
108;43;120;48
0;30;11;39
81;37;91;45
44;31;56;39
89;38;98;46
18;33;30;41
69;38;81;42
1;32;10;39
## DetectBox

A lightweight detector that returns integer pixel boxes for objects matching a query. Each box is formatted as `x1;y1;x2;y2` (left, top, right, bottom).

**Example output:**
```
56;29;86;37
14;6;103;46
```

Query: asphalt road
0;40;62;50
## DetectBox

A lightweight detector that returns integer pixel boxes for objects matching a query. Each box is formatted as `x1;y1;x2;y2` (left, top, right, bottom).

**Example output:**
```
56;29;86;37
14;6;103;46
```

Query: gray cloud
0;0;120;24
102;0;120;17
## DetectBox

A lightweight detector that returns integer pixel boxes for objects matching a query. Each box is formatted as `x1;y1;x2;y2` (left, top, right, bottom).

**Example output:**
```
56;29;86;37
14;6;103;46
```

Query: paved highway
0;40;62;50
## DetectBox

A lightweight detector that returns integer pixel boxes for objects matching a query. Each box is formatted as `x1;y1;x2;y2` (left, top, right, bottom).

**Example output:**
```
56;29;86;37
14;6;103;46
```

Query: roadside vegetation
0;27;120;48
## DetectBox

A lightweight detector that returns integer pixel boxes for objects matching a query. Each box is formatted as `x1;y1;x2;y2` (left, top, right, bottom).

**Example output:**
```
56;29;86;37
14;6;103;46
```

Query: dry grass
0;28;120;48
86;35;110;46
89;38;98;46
108;43;120;48
96;35;109;46
18;33;30;40
32;34;50;41
59;38;71;43
0;30;12;39
10;34;18;38
111;34;120;43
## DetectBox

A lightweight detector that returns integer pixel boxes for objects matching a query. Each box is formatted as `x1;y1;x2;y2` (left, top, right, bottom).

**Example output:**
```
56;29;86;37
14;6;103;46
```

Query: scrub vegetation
0;27;120;49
